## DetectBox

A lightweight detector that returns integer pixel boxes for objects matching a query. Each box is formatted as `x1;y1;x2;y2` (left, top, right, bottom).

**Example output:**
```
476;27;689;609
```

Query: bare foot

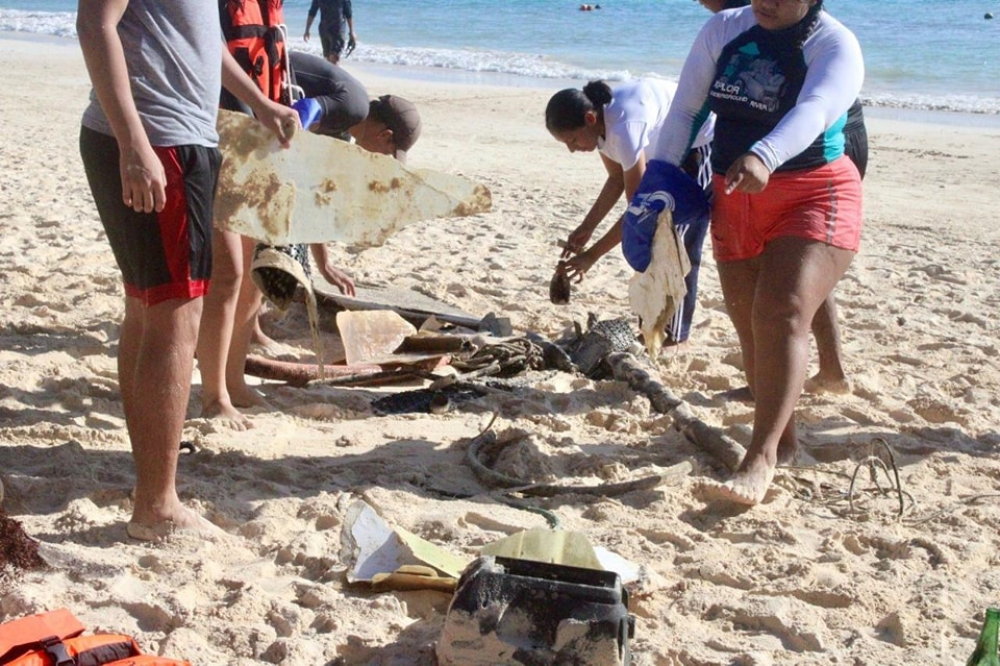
248;341;299;363
229;385;270;409
127;505;228;543
200;399;249;425
698;457;776;506
804;372;851;395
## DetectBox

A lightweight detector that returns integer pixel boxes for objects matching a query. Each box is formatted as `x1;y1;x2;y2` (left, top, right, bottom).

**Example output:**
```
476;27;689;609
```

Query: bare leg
250;313;279;348
196;227;245;421
712;253;760;405
724;292;849;401
708;238;855;505
805;294;851;394
122;296;222;539
226;235;268;408
716;257;759;395
118;298;142;429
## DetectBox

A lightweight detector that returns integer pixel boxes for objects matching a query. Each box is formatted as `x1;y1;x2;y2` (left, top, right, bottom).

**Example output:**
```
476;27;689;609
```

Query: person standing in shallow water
702;0;868;396
657;0;864;504
304;0;356;65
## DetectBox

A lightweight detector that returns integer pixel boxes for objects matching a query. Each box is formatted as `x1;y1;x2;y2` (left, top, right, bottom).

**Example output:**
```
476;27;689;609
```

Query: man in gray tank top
78;0;299;542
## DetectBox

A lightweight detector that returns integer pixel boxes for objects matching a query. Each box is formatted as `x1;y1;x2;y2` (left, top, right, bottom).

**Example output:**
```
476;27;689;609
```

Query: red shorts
80;126;221;306
710;156;862;263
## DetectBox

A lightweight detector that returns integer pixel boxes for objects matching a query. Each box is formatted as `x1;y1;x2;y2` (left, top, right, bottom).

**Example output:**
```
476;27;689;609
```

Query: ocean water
2;0;999;114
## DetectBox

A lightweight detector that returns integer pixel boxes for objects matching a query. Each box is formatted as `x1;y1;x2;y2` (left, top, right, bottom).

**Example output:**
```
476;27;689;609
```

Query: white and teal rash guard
657;5;864;175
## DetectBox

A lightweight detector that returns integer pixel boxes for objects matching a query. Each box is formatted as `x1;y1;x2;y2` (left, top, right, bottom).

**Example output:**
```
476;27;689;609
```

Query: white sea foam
0;9;76;38
863;93;1000;116
352;44;632;83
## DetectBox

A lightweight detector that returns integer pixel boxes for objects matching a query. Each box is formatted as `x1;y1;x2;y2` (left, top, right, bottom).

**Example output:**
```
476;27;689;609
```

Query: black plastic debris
436;556;634;666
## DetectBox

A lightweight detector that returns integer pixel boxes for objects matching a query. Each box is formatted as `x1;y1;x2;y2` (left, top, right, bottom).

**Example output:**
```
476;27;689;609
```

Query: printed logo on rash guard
711;43;786;113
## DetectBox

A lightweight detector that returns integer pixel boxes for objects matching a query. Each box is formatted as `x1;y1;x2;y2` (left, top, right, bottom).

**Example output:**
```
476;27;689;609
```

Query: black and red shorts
80;126;221;306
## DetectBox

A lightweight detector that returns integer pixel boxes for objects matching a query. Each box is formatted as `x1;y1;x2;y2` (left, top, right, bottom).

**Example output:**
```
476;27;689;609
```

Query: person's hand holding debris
292;97;323;130
561;222;596;259
563;246;599;283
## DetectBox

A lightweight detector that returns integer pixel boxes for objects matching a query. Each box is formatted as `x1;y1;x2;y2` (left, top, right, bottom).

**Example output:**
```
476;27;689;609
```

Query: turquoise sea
2;0;999;114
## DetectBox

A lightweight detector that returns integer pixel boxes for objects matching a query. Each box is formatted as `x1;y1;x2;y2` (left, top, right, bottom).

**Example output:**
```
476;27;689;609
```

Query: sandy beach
2;34;1000;665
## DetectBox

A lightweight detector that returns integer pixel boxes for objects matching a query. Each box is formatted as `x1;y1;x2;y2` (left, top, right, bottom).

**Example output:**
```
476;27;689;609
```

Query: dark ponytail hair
545;80;613;133
788;0;824;49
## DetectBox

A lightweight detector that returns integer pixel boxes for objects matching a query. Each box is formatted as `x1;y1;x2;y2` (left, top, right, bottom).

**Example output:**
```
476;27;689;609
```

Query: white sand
1;34;1000;665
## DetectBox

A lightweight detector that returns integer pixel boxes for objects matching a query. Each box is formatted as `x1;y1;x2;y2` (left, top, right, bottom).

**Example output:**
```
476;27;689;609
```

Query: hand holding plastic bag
621;160;709;272
292;98;323;130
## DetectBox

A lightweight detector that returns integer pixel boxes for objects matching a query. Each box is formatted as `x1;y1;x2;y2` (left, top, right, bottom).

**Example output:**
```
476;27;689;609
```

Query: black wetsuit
288;50;369;138
253;52;371;288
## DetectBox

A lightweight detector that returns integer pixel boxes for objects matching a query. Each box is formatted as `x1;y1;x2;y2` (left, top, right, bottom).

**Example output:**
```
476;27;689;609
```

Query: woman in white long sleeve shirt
546;78;714;344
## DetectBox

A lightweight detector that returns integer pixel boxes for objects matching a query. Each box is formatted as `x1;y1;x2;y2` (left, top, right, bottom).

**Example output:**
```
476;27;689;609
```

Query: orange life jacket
0;609;190;666
220;0;288;104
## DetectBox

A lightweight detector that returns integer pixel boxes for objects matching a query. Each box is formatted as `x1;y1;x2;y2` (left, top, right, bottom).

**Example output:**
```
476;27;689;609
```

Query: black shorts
80;126;221;306
844;123;869;181
319;23;347;59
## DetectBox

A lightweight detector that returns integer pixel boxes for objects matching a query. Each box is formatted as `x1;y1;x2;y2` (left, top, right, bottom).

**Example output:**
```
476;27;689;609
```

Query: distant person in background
700;0;869;395
304;0;356;65
546;79;715;347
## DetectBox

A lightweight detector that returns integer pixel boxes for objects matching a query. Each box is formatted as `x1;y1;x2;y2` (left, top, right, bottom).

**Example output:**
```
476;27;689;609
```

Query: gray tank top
82;0;222;147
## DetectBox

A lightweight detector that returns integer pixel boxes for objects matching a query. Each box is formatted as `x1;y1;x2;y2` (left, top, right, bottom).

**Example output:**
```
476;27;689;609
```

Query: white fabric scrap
628;209;690;357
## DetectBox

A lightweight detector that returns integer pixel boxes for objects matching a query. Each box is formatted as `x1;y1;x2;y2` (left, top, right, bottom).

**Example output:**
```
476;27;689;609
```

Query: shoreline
3;29;999;129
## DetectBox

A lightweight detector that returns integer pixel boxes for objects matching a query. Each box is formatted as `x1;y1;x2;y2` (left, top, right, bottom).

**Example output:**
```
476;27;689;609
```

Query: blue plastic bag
292;97;323;130
621;160;709;272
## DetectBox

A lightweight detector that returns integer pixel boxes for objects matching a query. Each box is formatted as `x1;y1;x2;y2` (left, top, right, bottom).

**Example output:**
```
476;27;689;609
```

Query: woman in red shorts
656;0;864;504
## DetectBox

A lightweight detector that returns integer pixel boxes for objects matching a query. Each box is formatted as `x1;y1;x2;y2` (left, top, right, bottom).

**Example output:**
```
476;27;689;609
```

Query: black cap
370;95;422;162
